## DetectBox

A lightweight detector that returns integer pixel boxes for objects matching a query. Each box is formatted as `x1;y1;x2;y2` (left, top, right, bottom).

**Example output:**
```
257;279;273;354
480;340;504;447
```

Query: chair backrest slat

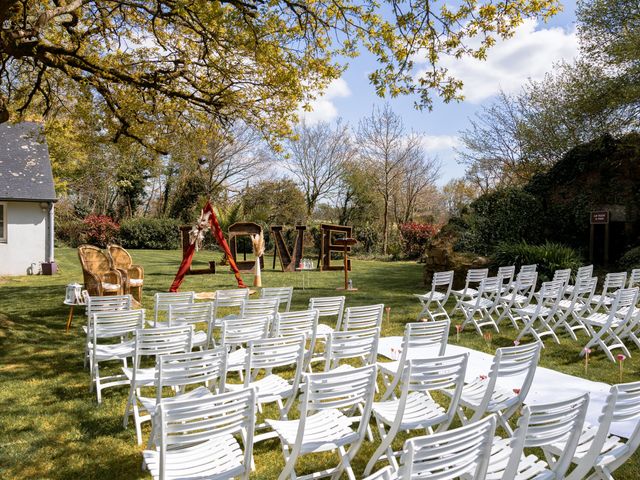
342;304;384;331
154;292;195;325
221;316;271;347
324;327;380;370
260;286;293;312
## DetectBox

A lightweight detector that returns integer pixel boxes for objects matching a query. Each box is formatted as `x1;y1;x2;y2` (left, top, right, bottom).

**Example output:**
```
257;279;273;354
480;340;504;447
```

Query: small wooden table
334;237;358;291
64;299;85;333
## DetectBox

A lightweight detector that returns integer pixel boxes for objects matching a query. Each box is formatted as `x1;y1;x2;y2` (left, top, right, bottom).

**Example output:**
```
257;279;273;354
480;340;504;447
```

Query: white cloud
298;78;351;124
421;134;461;152
415;19;578;103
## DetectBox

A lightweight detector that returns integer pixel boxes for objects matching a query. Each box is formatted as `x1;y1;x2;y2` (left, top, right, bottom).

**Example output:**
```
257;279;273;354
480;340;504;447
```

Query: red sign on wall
591;211;609;224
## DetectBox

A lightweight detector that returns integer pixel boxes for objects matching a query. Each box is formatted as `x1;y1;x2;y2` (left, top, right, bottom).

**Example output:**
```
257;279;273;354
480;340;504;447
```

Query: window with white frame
0;203;6;242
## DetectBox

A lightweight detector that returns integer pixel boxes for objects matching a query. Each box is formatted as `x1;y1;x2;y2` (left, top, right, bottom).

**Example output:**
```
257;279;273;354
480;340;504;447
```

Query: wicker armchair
107;244;144;302
78;245;123;296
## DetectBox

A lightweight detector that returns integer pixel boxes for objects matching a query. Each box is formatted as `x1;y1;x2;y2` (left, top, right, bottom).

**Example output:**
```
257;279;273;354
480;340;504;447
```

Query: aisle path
378;337;631;438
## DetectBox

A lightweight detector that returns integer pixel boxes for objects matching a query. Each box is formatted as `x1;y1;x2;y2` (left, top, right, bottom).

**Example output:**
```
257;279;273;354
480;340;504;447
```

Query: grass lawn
1;247;639;479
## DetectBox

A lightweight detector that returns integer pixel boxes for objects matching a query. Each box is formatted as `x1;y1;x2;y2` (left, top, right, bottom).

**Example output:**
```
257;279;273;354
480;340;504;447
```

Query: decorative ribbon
170;200;246;291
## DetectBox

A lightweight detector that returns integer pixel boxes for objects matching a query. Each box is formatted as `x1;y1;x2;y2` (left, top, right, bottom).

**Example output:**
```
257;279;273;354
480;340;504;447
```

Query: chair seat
122;366;155;386
316;323;335;336
226;348;247;372
592;295;614;306
452;288;478;298
462;298;494;309
192;330;208;348
372;392;447;429
89;339;135;361
500;293;529;304
129;278;144;287
138;386;215;417
227;374;293;403
485;437;554;480
143;435;245;480
545;423;625;467
584;313;623;328
458;377;519;412
267;409;358;454
415;291;446;302
102;282;121;292
516;305;551;317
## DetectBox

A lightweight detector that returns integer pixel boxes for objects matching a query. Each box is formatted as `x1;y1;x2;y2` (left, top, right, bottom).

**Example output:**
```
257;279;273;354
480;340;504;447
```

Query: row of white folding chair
460;275;503;334
514;279;566;346
366;392;589;480
553;276;598;340
496;270;538;328
142;361;379;480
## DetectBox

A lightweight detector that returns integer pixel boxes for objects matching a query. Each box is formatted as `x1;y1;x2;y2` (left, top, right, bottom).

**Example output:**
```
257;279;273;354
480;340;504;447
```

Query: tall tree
391;149;441;224
284;120;353;216
357;104;424;254
0;0;560;147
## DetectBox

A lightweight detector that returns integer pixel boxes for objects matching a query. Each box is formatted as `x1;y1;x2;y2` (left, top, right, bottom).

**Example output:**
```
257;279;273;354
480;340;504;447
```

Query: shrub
453;187;544;255
81;215;120;248
619;246;640;270
55;219;86;247
118;217;181;249
492;241;582;281
398;222;439;259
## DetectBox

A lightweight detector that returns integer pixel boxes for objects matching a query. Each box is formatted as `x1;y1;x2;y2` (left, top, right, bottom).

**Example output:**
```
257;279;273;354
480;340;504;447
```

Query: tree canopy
1;0;559;148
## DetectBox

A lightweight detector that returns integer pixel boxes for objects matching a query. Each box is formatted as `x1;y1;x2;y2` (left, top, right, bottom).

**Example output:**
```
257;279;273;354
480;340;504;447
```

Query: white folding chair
515;279;565;346
364;354;469;475
629;269;640;288
324;327;380;371
565;264;594;296
365;415;496;480
485;393;589;480
582;287;639;362
123;325;193;444
168;301;214;349
266;364;377;480
308;295;345;337
273;309;319;371
460;275;503;335
89;309;144;403
378;320;449;392
543;381;640;480
152;291;195;326
214;288;250;324
221;316;271;374
553;276;597;340
451;268;488;314
261;286;294;312
228;335;305;428
139;347;228;447
342;304;384;331
496;271;538;328
415;270;454;322
591;272;628;313
142;387;256;480
83;294;133;367
456;342;541;435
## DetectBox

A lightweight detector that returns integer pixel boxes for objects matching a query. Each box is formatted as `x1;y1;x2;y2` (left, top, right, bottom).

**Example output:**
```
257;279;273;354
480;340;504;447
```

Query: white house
0;122;56;275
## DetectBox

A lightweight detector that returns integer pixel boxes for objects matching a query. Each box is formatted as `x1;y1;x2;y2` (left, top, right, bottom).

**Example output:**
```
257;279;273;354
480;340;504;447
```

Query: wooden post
343;242;349;289
604;222;610;266
589;224;595;264
335;238;358;291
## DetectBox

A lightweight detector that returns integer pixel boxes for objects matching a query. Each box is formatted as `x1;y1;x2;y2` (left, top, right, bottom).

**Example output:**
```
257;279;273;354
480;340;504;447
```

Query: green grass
1;247;639;478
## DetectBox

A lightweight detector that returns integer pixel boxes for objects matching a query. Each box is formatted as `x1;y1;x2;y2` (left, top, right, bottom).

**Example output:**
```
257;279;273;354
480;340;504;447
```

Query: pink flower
455;324;463;333
479;375;488;380
584;348;592;355
513;388;521;394
617;354;626;362
513;340;520;346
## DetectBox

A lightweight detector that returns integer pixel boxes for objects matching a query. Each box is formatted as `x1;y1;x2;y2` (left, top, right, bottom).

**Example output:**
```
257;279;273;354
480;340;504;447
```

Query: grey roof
0;122;56;202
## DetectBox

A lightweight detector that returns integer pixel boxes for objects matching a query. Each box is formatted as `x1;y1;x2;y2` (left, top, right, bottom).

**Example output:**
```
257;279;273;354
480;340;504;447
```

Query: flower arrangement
251;232;265;287
617;354;626;382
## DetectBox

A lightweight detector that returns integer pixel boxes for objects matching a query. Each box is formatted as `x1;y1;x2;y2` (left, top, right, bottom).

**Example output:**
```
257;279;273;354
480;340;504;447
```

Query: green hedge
619;246;640;270
492;241;583;281
118;218;181;249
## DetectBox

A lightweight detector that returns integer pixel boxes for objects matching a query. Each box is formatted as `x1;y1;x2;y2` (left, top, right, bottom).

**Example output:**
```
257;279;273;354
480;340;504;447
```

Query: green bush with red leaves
398;222;439;259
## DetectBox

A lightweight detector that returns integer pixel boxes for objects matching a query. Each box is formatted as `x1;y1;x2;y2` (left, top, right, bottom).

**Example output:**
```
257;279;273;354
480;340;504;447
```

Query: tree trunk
382;198;389;254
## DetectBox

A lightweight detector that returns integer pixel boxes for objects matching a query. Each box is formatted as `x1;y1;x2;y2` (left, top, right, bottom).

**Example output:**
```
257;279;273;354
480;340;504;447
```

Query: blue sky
300;1;579;185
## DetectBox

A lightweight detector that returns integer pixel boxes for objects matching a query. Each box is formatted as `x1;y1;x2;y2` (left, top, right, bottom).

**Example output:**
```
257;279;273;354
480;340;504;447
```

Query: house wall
0;201;47;275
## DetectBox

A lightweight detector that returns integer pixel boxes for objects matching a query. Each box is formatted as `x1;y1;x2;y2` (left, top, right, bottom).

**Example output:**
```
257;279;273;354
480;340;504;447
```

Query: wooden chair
107;244;144;302
78;245;123;296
